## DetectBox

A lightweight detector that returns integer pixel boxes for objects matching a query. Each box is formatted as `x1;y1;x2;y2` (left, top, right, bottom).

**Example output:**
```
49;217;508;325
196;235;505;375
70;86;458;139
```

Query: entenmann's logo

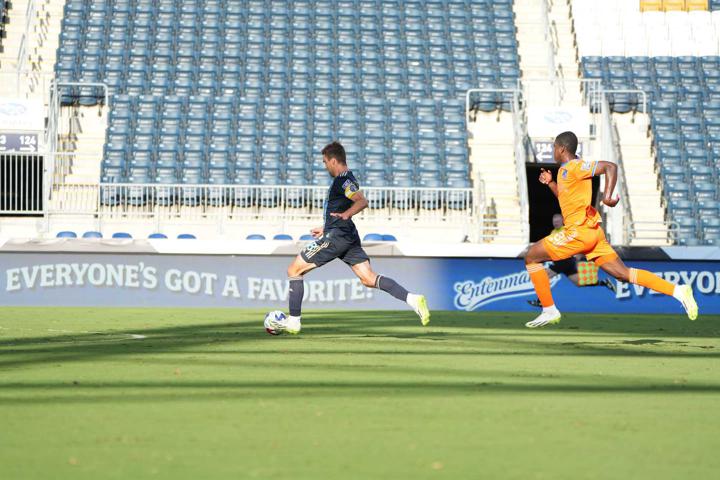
454;271;561;310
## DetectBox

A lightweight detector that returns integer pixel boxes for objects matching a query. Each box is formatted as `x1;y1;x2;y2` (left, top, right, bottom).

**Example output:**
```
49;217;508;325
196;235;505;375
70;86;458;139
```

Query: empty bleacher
54;0;520;195
575;2;720;245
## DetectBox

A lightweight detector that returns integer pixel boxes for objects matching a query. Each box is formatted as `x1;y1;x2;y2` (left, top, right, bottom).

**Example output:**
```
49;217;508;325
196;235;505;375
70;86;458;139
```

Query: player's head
321;141;347;176
552;213;564;229
553;131;578;164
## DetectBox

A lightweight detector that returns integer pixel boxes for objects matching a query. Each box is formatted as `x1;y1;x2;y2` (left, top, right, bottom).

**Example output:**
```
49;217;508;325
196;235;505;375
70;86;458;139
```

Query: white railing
511;91;531;243
464;87;518;118
604;89;648;115
599;94;633;244
46;79;61;154
57;184;475;219
0;152;45;214
44;182;469;219
464;87;530;243
17;1;38;87
627;221;678;245
54;81;110;107
541;0;563;102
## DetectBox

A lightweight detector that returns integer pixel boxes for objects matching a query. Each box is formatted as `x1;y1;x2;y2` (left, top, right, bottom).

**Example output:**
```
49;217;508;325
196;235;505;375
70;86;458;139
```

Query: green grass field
1;308;719;479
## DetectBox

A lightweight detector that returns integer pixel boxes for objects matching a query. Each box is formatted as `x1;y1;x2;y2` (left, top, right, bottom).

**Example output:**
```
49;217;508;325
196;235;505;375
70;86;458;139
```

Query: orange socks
526;263;555;307
628;268;676;296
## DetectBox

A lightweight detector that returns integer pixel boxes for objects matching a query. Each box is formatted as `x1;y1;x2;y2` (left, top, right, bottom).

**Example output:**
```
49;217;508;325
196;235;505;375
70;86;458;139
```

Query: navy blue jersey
323;170;360;236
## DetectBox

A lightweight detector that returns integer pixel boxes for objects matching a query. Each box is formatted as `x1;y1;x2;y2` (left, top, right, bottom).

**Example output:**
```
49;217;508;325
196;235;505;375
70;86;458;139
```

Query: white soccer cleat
525;309;562;329
407;294;430;325
284;315;302;335
675;285;698;321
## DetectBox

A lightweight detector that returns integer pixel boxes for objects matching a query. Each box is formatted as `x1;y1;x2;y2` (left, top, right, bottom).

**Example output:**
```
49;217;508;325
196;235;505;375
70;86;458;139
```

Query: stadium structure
0;0;716;245
1;3;720;479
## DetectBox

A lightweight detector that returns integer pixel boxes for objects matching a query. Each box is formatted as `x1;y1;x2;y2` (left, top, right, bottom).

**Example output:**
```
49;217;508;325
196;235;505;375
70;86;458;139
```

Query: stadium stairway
468;112;521;241
550;0;584;106
0;0;65;97
612;114;668;244
463;0;549;243
468;0;601;243
514;0;554;80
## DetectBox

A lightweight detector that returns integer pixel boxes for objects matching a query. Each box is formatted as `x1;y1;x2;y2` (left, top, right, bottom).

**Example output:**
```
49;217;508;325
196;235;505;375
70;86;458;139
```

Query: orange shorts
542;224;618;266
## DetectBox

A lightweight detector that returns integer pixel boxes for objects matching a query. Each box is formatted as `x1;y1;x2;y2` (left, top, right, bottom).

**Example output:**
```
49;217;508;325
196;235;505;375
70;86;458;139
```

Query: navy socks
376;275;409;302
288;278;304;317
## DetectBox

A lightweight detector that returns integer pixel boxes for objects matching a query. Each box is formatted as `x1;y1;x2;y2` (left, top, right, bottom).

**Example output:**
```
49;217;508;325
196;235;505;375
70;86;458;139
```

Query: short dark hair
321;141;346;164
554;131;578;155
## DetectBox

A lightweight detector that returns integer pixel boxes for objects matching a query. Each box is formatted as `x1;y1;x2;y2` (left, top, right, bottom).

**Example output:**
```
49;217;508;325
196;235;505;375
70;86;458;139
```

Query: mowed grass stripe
0;308;719;480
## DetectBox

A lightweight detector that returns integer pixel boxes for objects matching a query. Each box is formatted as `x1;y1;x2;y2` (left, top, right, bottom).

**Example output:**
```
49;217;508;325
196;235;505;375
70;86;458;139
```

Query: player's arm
539;168;558;197
593;161;620;207
330;190;368;220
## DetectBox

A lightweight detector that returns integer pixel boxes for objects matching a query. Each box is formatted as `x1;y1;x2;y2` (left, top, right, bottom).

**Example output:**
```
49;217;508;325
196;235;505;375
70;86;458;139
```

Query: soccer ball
264;310;287;335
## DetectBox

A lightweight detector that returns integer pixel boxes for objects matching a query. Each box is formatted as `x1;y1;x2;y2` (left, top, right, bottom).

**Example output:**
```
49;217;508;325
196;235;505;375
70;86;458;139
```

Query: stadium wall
1;241;719;314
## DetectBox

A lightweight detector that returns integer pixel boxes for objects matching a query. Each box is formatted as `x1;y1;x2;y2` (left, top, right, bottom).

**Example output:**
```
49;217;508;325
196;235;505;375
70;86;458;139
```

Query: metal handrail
541;0;561;102
55;81;111;107
628;221;679;244
512;92;531;243
16;0;38;91
602;97;634;244
602;89;648;115
464;88;519;121
464;87;529;243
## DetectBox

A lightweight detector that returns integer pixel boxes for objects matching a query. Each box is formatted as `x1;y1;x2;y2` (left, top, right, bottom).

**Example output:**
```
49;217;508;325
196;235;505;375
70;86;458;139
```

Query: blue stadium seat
56;231;77;238
363;233;384;242
149;233;168;239
273;234;293;241
82;231;103;238
246;234;266;240
112;232;133;239
177;234;196;239
66;0;483;219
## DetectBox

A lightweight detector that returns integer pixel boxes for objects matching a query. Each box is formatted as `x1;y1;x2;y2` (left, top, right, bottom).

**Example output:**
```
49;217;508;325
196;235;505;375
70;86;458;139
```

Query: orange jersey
557;158;601;226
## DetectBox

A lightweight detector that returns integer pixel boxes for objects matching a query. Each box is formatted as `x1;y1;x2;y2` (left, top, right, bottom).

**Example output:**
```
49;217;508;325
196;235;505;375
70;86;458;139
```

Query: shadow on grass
0;309;719;404
0;311;717;372
0;320;720;376
0;378;718;406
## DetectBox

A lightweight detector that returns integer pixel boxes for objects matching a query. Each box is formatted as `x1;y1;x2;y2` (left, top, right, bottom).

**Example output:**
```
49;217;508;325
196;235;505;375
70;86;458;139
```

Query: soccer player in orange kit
523;131;698;328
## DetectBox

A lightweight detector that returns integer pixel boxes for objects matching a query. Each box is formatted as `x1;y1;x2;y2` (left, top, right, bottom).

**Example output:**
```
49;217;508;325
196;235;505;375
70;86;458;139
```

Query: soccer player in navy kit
272;142;430;334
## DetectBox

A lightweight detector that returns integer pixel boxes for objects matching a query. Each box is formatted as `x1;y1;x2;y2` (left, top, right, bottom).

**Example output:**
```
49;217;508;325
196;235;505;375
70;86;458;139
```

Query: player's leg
524;240;563;328
281;236;337;334
566;272;615;292
600;278;617;292
527;264;561;307
282;255;318;334
597;256;698;320
567;273;581;286
349;259;430;325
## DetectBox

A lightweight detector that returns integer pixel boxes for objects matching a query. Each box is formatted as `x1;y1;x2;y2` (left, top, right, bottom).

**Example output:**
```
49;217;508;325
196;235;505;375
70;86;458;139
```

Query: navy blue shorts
549;258;578;276
300;231;369;267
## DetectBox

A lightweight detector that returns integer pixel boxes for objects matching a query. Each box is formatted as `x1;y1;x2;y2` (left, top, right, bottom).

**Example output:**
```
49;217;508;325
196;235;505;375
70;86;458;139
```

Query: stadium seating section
55;0;521;190
582;55;720;245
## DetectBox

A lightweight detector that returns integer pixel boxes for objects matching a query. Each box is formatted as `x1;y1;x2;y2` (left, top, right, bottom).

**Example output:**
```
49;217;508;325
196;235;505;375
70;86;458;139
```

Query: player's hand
310;227;323;238
330;212;351;221
602;195;620;207
539;168;552;185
